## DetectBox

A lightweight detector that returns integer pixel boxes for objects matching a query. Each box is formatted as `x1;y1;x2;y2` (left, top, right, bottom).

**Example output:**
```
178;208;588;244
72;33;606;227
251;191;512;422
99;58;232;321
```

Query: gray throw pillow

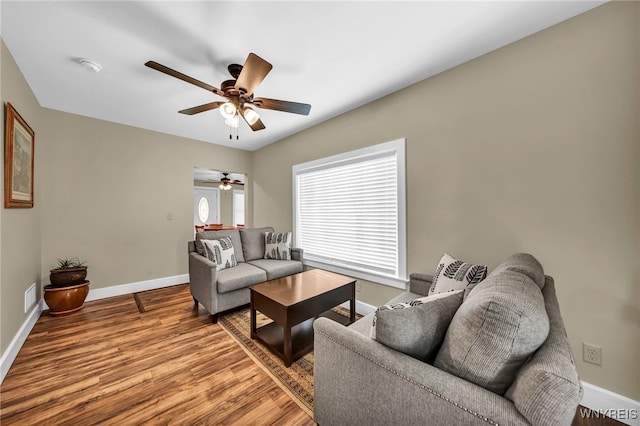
239;227;274;261
490;252;546;290
371;290;464;362
504;278;582;425
434;269;549;395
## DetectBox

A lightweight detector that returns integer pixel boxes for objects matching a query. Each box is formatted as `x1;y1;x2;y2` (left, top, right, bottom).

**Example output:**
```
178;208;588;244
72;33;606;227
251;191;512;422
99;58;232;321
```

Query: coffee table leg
284;322;292;367
250;294;257;339
350;281;356;323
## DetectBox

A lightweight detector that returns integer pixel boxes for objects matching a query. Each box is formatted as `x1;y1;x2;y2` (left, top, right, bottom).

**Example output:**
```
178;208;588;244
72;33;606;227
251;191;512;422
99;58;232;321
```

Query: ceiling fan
145;53;311;135
209;173;243;190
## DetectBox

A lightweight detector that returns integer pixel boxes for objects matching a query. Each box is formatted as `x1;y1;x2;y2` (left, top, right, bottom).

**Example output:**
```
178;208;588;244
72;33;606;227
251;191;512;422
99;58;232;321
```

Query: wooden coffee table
250;269;356;367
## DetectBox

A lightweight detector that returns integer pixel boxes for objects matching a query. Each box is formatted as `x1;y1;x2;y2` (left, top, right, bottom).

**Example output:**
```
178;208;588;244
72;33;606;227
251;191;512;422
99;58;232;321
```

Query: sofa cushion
239;227;274;261
247;259;303;280
371;290;464;362
434;266;549;395
202;237;237;271
429;253;487;295
348;291;422;336
216;263;267;294
195;229;245;263
264;232;292;260
490;252;546;290
505;278;583;425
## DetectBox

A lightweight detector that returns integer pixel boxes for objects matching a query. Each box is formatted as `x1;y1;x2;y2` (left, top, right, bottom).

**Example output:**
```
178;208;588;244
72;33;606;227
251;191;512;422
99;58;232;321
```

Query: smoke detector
78;58;102;73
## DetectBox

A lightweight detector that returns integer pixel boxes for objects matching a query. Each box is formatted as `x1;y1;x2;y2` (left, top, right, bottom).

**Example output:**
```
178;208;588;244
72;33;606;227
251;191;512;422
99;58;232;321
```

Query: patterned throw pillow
429;253;487;295
202;237;237;271
264;232;292;260
370;290;464;362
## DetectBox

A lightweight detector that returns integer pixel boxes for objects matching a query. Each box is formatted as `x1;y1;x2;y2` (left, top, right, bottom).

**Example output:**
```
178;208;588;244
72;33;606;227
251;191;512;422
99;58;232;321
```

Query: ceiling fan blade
252;97;311;115
235;53;272;96
145;61;225;97
179;101;225;115
239;108;266;131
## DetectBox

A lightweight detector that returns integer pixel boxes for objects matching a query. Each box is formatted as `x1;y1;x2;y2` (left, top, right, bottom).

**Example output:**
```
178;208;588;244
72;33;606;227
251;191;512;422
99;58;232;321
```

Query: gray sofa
188;226;303;323
314;254;582;426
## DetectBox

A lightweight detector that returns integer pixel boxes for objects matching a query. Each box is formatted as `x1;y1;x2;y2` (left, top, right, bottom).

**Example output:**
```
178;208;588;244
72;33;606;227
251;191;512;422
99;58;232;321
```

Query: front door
194;187;220;230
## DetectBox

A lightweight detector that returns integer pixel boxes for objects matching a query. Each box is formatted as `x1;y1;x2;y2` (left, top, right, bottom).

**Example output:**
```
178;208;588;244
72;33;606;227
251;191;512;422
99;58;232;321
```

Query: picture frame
4;102;35;208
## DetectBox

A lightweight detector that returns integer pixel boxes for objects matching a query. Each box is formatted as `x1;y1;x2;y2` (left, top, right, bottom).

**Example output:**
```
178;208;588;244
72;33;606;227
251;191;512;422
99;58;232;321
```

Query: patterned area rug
219;306;356;418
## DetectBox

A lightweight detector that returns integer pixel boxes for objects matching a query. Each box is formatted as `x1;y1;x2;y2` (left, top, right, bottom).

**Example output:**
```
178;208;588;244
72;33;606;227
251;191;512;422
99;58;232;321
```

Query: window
293;139;406;288
233;190;245;227
197;196;210;223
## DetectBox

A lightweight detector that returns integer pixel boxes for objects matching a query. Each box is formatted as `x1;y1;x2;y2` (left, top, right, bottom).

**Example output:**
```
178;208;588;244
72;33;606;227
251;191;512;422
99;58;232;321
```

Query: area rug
218;306;357;418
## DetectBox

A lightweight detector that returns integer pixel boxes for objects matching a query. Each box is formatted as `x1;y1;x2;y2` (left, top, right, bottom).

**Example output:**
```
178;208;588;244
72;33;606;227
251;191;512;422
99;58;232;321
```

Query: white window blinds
293;139;406;288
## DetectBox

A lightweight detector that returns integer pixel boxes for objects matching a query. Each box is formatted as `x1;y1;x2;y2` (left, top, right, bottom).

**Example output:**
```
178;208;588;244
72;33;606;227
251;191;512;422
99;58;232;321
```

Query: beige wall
39;110;251;289
0;40;43;354
252;2;639;400
0;39;252;358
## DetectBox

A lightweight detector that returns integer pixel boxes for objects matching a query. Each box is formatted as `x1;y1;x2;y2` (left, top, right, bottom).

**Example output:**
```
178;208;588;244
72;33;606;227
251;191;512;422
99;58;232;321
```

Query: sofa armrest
291;247;303;262
188;252;218;315
313;317;528;426
409;273;433;296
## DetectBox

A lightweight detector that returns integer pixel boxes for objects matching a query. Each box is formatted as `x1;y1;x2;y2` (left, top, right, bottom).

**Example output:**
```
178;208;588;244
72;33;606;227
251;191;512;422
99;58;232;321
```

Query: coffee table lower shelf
253;309;351;366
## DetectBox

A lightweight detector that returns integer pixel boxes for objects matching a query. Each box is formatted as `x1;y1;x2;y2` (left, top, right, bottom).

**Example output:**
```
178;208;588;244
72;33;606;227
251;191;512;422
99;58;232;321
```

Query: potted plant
44;258;90;316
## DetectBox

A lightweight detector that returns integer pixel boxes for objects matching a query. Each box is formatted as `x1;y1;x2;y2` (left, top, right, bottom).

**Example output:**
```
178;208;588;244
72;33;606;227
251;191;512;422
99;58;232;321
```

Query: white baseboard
40;274;190;309
339;299;376;316
84;274;190;303
0;303;43;384
580;382;640;426
2;273;189;385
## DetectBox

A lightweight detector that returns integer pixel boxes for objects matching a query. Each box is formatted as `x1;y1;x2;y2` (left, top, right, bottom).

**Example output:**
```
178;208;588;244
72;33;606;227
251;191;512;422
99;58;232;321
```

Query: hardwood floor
0;284;625;425
0;284;313;425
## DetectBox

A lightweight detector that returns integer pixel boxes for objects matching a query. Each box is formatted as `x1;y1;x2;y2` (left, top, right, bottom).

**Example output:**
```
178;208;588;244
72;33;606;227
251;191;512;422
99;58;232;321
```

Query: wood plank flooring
0;284;626;425
0;284;313;425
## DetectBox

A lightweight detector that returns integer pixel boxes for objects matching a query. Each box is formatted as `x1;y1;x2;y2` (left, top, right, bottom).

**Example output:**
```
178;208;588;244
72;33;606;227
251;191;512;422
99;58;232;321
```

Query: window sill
303;259;408;290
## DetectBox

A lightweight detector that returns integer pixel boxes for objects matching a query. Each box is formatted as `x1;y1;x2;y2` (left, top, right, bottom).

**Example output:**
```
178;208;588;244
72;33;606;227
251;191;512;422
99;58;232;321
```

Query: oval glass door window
198;196;210;223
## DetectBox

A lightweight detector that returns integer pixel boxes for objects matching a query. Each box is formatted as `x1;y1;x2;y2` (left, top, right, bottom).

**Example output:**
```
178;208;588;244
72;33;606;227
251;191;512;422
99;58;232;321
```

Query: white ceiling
1;1;604;151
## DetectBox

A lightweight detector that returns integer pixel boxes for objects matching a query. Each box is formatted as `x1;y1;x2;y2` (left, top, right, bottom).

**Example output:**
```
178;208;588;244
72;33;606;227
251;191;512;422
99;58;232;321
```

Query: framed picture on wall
4;102;35;208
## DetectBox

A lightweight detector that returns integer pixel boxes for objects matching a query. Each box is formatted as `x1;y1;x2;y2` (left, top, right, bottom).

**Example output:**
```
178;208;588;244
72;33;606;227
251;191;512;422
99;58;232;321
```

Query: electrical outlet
583;342;602;366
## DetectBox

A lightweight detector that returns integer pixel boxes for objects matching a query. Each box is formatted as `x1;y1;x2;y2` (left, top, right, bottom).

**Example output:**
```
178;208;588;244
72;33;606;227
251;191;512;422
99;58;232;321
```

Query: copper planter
44;281;90;316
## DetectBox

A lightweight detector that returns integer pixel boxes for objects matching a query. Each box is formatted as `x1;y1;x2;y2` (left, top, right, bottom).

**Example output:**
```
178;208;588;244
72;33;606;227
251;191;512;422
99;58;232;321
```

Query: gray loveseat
314;253;582;426
188;226;303;323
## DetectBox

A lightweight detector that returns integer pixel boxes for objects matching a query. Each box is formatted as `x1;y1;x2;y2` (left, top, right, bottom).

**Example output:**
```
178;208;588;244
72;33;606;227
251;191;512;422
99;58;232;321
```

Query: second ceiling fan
145;53;311;133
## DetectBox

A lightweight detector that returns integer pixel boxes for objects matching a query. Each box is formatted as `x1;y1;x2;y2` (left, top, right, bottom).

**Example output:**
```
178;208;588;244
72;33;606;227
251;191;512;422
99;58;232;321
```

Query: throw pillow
433;268;549;395
202;237;238;271
264;232;292;260
429;253;487;295
371;290;464;362
490;252;546;290
504;278;582;425
239;227;274;261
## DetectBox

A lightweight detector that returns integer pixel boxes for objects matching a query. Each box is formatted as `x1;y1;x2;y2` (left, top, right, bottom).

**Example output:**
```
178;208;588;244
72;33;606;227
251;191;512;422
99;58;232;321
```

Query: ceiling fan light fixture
219;102;237;119
224;115;239;128
243;106;260;125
